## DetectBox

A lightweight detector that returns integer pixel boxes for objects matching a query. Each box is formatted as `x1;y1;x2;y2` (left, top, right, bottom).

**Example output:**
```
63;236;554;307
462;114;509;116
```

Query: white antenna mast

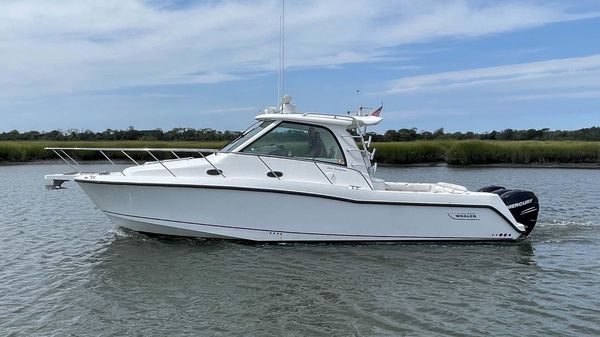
282;0;285;106
356;89;361;115
277;0;285;112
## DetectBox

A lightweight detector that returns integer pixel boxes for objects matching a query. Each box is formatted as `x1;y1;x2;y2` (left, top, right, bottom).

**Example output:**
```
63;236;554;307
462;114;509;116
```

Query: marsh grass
374;140;600;165
0;141;227;163
373;141;448;164
1;140;599;165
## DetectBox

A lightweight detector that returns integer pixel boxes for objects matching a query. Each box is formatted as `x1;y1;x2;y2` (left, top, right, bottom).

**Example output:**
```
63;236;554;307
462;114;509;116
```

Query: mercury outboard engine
478;185;539;235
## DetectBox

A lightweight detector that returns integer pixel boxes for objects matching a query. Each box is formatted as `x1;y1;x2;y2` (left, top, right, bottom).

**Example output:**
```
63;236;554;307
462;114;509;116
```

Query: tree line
0;127;241;142
369;126;600;142
1;126;599;142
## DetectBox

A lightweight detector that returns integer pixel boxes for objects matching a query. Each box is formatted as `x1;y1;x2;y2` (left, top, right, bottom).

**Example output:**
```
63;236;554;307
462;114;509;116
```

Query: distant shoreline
1;140;599;167
3;159;599;171
379;162;600;169
2;159;598;170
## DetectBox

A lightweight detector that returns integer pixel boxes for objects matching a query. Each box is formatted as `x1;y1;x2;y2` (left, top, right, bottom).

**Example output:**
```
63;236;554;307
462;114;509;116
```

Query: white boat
45;97;539;242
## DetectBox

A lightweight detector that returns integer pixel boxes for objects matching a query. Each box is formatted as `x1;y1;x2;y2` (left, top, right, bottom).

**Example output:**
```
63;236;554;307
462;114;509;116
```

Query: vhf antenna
356;89;361;115
277;0;285;112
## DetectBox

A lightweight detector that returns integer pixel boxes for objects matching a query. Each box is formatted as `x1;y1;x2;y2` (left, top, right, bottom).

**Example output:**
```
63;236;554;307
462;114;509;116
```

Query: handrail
45;147;220;179
145;150;176;177
217;151;373;189
44;147;219;153
301;112;355;121
348;117;374;178
300;113;368;126
197;150;226;178
51;149;77;172
300;113;377;128
45;147;373;189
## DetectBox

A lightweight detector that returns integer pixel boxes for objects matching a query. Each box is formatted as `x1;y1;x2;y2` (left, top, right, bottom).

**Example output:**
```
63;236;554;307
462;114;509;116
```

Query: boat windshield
241;122;346;165
220;121;273;152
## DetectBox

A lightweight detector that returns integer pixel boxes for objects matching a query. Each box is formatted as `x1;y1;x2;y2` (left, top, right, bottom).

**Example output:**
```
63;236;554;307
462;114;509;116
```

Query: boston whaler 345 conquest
45;97;539;241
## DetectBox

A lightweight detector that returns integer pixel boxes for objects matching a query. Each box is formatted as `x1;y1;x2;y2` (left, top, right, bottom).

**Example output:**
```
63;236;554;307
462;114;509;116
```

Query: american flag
370;105;383;117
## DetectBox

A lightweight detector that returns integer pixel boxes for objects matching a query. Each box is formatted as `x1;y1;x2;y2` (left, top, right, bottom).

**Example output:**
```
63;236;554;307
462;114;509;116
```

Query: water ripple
0;164;599;336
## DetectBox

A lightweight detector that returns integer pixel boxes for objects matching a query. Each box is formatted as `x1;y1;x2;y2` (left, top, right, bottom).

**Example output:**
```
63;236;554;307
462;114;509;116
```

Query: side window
241;122;345;165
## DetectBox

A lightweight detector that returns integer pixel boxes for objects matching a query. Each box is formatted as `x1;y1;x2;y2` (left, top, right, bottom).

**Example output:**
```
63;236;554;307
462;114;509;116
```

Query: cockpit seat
381;181;468;194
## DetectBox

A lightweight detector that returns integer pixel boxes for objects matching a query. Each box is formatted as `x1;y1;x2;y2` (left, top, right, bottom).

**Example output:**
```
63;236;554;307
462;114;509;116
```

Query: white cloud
384;54;600;94
0;0;598;102
207;106;257;114
383;109;471;119
505;90;600;101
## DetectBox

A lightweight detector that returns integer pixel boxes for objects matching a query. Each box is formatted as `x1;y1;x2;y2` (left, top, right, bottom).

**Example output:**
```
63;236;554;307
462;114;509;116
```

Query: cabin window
241;122;346;165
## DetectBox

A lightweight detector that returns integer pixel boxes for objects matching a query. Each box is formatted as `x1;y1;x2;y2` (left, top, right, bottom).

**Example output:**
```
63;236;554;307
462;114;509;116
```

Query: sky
1;0;600;133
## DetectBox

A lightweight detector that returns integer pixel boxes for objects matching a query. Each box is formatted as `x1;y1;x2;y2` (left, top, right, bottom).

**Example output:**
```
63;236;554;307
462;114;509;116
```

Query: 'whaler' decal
448;212;480;221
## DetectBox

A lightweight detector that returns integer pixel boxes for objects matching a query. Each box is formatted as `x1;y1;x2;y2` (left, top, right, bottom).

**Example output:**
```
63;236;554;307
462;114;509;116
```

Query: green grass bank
1;140;599;166
374;140;600;165
0;141;227;163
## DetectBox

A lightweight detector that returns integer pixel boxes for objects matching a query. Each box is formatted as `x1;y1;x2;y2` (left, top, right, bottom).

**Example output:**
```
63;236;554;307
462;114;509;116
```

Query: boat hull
76;179;525;242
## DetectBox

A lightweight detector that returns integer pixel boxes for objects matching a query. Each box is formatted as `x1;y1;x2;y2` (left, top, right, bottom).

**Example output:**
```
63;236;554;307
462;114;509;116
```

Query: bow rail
45;147;221;178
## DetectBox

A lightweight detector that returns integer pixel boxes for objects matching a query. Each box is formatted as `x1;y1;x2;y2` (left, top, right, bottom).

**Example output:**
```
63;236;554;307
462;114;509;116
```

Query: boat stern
479;185;540;236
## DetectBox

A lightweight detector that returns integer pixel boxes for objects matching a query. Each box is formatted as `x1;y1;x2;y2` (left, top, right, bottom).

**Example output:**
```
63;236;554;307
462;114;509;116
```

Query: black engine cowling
478;185;539;235
478;185;506;193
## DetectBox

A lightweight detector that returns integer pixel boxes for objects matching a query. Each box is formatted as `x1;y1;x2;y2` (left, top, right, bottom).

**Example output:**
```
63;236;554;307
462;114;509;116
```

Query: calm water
1;163;599;336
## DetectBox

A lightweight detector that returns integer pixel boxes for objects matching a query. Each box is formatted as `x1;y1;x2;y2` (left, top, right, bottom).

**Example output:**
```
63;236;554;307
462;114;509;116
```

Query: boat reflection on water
90;230;537;290
82;231;539;334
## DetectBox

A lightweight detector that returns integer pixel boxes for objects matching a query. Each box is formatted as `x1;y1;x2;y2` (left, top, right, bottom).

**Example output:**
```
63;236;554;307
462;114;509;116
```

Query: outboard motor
478;185;539;235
